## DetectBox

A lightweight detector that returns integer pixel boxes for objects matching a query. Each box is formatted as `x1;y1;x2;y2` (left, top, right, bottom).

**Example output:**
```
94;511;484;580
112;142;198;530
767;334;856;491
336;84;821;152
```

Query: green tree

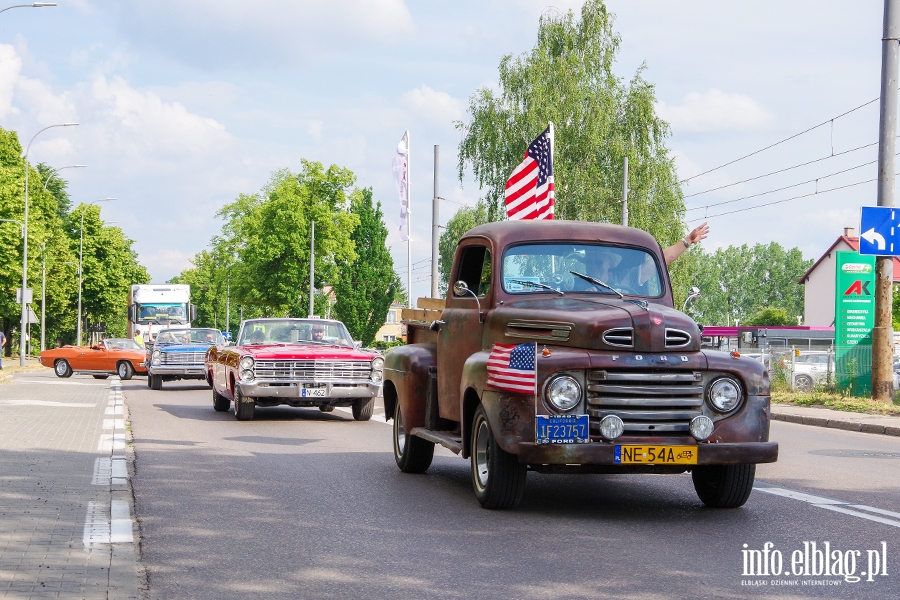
455;0;684;246
438;200;490;293
333;189;399;346
35;163;72;221
689;243;811;326
216;161;359;316
743;307;792;327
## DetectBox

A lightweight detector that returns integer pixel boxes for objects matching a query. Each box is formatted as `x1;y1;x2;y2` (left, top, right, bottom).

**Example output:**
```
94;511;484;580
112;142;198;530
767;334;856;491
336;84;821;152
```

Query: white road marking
0;399;96;407
755;484;900;529
105;405;124;415
333;406;388;423
110;500;133;543
102;418;126;430
15;380;108;386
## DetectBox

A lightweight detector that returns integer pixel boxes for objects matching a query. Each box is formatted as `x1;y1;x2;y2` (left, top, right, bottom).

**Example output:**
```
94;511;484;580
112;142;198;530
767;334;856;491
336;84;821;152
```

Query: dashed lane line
755;483;900;529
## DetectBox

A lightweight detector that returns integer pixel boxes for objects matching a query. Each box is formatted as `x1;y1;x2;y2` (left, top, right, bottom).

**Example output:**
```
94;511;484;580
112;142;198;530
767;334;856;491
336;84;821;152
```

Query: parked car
792;351;833;391
147;328;225;390
39;338;147;380
205;318;384;421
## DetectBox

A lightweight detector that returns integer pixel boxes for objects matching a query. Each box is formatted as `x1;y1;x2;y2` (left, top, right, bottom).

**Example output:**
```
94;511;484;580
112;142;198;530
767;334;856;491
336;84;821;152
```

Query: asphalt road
123;378;900;599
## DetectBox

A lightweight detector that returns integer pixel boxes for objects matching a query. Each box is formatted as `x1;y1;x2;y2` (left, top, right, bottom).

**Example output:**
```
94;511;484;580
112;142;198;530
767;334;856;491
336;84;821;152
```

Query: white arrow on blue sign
859;206;900;256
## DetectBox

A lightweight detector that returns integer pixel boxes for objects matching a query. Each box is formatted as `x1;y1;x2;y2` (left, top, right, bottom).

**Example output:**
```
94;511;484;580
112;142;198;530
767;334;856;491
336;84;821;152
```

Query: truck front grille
586;370;704;436
162;352;206;365
254;360;372;381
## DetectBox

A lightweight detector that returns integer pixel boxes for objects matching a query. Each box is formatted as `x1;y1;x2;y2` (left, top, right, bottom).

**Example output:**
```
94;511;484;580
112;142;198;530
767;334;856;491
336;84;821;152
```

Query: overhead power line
685;155;887;212
680;96;880;184
687;174;886;222
683;140;880;199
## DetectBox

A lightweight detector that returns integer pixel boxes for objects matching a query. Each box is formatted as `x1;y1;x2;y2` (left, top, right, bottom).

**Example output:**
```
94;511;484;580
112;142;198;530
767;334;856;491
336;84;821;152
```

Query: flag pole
407;130;412;309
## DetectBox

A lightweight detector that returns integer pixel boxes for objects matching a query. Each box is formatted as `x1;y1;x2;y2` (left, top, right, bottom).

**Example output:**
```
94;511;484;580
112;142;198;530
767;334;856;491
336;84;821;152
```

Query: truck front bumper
236;380;381;400
517;441;778;466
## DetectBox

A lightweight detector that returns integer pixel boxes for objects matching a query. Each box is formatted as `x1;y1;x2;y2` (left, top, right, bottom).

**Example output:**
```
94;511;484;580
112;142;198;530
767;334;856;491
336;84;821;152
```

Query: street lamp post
42;164;87;193
76;199;115;347
20;123;78;365
0;3;56;16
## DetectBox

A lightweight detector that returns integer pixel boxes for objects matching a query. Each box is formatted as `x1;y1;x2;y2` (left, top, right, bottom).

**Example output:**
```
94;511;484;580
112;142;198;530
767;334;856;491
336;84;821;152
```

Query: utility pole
621;156;629;226
873;0;900;402
431;145;440;298
40;243;45;352
309;220;315;317
225;279;230;338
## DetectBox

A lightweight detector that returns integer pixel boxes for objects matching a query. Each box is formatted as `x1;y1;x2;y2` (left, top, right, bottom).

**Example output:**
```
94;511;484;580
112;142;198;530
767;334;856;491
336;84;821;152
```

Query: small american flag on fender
486;342;537;394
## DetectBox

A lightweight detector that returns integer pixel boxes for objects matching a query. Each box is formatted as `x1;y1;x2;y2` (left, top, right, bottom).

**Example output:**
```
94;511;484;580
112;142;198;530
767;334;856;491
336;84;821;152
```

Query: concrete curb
771;405;900;437
108;383;143;600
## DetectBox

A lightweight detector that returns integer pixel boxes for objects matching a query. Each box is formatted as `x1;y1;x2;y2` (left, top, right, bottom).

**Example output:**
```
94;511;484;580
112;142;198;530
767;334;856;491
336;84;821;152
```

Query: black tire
117;361;134;380
92;374;109;380
352;397;374;421
54;359;72;378
471;404;527;509
794;375;813;392
234;387;255;421
212;387;230;412
149;374;162;390
318;405;335;413
147;374;152;388
393;402;434;473
692;464;756;508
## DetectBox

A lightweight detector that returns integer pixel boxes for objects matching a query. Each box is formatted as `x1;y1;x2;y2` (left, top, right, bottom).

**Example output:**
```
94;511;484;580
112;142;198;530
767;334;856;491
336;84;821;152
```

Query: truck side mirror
453;280;484;324
189;304;197;321
128;304;137;322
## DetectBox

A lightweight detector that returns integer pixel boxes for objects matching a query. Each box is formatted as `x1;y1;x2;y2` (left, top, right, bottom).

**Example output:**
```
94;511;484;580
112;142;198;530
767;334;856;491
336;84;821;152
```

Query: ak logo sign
843;280;872;296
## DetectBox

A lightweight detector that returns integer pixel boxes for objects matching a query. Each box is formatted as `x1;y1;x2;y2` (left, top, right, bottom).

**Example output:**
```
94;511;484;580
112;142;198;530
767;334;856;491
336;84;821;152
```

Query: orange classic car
39;338;148;380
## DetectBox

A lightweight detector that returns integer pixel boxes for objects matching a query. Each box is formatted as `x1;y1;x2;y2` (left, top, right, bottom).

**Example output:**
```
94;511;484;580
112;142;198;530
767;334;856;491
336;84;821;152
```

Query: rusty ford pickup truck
384;220;777;510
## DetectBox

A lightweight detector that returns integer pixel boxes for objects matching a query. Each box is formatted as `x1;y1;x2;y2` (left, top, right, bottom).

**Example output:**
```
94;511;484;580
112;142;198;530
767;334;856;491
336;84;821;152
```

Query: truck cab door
437;242;493;422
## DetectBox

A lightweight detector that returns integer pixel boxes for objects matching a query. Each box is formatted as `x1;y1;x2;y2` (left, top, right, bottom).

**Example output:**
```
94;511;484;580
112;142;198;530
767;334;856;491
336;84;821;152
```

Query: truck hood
485;296;701;353
240;343;376;362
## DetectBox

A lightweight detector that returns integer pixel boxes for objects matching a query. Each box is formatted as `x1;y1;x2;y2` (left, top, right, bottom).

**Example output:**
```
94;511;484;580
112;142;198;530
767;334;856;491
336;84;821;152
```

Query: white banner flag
392;131;410;242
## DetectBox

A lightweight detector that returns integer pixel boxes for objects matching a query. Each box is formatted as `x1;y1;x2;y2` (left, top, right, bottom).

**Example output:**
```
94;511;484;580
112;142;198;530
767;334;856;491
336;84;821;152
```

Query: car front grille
254;360;372;381
162;352;206;365
586;369;704;436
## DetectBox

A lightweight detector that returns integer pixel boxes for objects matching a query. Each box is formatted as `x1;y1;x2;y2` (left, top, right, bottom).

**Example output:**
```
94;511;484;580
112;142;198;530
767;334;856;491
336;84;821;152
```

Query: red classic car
206;318;384;421
39;338;147;380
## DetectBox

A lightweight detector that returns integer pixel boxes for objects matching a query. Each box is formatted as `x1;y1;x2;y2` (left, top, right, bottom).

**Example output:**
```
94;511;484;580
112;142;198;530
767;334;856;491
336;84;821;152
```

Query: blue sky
0;1;888;301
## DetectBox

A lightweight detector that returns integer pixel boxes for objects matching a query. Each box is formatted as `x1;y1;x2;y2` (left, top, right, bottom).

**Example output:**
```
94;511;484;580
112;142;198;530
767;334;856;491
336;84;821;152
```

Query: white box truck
127;284;196;343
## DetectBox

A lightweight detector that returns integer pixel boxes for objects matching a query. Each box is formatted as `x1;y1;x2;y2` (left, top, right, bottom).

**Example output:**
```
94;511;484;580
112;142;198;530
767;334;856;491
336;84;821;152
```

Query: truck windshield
502;243;663;298
136;303;188;324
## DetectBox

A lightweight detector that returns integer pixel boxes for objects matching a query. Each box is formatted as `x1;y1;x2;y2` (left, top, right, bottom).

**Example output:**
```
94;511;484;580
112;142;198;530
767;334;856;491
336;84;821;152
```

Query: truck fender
460;351;534;457
383;344;436;433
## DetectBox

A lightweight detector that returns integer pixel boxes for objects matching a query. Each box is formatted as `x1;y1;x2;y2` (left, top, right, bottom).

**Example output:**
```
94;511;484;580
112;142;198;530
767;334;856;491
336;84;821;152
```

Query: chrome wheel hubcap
474;418;490;489
395;407;406;455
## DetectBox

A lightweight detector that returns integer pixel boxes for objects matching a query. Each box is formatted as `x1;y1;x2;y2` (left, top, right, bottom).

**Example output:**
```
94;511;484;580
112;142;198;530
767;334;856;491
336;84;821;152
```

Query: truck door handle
430;320;445;331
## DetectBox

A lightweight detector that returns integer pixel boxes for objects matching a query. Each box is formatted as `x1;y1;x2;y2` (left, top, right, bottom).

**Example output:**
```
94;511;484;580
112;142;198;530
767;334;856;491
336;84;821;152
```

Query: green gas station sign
834;251;875;395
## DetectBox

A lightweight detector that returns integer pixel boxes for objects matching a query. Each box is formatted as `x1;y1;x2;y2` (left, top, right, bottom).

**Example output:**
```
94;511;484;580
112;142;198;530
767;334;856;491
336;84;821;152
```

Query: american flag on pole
486;342;537;393
504;123;555;220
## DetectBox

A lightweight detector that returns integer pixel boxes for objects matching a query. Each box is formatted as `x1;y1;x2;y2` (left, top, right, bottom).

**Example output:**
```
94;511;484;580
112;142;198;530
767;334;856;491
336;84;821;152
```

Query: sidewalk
772;402;900;437
0;368;140;599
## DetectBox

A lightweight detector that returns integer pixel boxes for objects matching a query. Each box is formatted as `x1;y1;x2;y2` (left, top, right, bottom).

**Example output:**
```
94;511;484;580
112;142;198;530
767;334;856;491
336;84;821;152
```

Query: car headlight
240;369;255;382
707;377;743;413
239;356;255;371
371;370;383;384
151;350;160;366
545;375;581;412
371;357;384;371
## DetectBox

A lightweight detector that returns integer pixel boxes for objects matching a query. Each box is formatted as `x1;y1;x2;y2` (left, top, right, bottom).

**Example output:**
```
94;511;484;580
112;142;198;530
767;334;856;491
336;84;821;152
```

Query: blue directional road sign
859;206;900;256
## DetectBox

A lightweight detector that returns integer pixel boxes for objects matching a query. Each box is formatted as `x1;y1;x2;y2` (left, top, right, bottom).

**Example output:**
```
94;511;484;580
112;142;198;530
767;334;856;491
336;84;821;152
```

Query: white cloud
657;89;774;133
0;44;22;119
141;249;194;277
307;120;324;141
400;85;463;125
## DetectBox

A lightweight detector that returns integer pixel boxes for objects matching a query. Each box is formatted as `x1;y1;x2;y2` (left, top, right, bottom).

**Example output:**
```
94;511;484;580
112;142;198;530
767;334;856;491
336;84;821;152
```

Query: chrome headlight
371;357;384;371
707;377;743;413
690;415;715;441
240;369;255;382
545;375;581;412
371;370;383;384
239;356;255;371
151;350;160;366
